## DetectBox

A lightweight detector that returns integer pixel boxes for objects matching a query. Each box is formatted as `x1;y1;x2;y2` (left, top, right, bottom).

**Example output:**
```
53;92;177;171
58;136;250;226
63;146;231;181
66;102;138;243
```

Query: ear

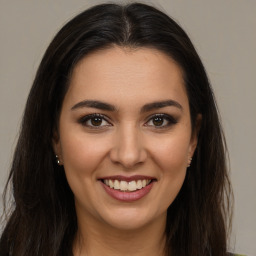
52;130;63;165
188;114;202;158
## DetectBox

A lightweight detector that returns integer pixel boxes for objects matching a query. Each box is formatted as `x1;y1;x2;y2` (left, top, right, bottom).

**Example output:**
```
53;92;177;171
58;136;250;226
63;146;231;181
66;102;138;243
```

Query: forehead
64;46;188;109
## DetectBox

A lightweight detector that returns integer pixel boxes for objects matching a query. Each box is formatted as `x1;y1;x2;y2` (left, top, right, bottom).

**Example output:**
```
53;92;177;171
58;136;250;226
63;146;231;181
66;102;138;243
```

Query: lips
98;175;156;202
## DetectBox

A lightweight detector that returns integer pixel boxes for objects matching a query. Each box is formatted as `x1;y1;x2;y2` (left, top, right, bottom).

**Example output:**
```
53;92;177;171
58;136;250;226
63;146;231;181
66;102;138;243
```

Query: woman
0;2;234;256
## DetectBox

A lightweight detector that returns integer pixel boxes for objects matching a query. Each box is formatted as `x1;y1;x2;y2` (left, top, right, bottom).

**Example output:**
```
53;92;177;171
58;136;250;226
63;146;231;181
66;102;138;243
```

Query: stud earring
55;155;61;165
187;157;192;167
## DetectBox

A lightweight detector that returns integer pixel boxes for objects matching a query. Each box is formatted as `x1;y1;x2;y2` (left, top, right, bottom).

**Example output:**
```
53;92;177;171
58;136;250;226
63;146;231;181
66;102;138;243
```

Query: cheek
150;132;190;206
59;134;110;211
158;140;188;187
152;132;191;173
61;133;109;176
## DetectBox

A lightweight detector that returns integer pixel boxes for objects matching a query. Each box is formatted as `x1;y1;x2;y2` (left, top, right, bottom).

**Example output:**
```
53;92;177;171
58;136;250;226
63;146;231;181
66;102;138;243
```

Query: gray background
0;0;255;255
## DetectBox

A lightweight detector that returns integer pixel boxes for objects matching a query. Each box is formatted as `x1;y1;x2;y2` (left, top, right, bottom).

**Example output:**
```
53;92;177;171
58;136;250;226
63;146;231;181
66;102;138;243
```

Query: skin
53;46;200;256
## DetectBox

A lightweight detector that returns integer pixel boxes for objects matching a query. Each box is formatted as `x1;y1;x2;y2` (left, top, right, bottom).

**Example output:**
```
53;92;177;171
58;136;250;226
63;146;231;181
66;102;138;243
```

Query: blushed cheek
60;138;102;203
158;140;188;207
61;135;109;177
153;136;190;175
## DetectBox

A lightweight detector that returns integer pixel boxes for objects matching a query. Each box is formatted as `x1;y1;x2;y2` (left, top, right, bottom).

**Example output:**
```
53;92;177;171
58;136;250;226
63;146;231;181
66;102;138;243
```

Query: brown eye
152;116;164;126
146;114;177;128
91;117;103;126
79;114;111;128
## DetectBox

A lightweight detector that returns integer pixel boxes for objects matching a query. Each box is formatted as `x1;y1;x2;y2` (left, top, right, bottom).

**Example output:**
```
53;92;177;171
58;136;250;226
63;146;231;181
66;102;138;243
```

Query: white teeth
120;181;128;191
128;181;137;191
136;180;142;189
114;180;120;190
109;180;114;188
103;179;152;192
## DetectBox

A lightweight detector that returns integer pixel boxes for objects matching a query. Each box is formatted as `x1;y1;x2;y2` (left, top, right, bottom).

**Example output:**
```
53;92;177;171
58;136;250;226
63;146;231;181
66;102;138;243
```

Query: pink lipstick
99;175;156;202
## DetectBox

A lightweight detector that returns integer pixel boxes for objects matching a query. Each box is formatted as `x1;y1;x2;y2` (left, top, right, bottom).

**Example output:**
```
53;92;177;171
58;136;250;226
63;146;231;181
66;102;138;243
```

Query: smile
103;179;151;192
99;175;156;202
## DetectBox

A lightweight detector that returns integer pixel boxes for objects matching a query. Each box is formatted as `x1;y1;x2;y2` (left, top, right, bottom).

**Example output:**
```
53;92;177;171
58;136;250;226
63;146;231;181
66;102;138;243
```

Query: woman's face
53;46;198;231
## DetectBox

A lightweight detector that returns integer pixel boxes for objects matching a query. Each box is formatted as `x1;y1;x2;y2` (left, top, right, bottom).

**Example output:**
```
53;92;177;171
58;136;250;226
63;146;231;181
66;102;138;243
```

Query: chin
99;207;164;231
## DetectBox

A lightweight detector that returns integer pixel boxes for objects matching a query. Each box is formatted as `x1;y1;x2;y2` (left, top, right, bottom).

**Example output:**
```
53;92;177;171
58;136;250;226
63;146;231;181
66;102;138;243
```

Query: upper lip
98;175;157;182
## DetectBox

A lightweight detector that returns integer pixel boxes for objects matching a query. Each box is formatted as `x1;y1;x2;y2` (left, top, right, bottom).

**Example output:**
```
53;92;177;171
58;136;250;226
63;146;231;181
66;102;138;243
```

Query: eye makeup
144;113;178;129
77;112;178;130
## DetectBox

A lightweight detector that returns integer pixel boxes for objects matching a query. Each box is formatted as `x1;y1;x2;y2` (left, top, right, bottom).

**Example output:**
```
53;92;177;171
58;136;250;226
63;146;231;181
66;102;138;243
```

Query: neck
73;212;167;256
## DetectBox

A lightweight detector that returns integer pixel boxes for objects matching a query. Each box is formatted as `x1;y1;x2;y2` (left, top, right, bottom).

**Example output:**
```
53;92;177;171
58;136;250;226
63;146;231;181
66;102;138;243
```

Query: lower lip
101;181;154;202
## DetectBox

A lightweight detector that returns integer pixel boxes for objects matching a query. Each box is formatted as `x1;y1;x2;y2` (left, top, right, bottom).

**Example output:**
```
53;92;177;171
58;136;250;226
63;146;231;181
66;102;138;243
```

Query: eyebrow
140;100;183;113
71;100;116;111
71;99;183;112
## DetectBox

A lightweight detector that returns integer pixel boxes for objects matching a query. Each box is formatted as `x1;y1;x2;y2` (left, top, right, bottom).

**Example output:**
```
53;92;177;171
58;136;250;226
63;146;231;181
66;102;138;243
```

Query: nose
109;124;147;169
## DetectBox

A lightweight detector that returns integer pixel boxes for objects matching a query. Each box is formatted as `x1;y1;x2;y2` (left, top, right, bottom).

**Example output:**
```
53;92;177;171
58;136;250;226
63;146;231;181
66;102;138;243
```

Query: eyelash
78;114;111;129
78;113;177;129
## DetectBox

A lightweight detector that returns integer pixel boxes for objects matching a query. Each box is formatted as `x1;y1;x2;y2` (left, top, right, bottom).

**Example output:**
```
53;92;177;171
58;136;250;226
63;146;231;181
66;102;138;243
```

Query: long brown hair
0;2;232;255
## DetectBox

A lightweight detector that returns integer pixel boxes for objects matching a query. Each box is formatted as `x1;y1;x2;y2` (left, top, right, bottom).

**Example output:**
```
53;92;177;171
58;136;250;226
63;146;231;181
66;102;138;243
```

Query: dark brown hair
0;2;232;255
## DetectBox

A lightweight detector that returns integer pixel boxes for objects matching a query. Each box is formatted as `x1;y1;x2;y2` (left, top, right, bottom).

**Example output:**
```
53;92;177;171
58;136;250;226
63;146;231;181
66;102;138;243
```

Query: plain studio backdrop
0;0;255;255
